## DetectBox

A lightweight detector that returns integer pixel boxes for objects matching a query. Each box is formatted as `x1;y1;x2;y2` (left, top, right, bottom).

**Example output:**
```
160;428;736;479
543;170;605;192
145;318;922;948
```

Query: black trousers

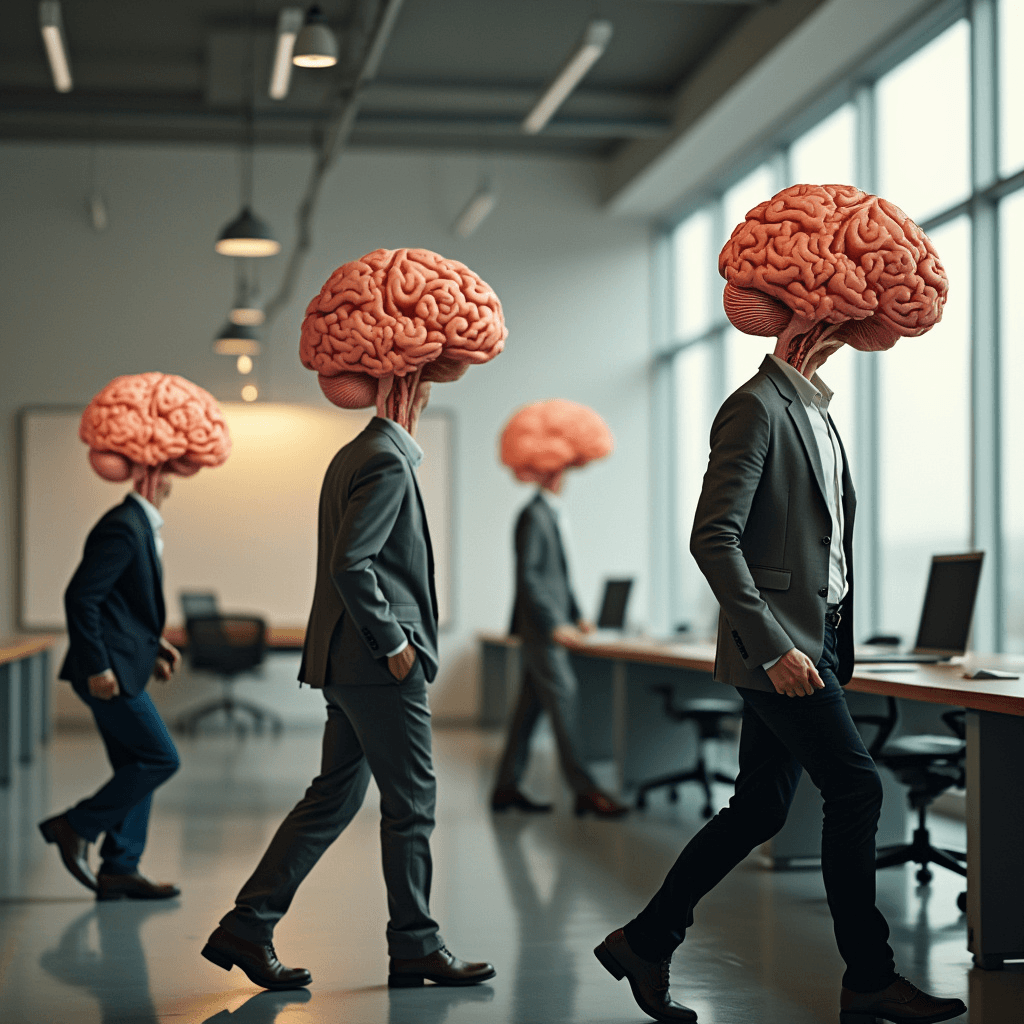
623;623;897;993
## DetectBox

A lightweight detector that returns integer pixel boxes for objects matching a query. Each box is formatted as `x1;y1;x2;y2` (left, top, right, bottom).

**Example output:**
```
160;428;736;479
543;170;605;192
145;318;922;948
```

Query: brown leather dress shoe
594;929;697;1022
96;872;181;901
39;814;96;892
490;787;553;813
575;790;630;818
840;977;966;1023
389;945;496;987
202;926;312;990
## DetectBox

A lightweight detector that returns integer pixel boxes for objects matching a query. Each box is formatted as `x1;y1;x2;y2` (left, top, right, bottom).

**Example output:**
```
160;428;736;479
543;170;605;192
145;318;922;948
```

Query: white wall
0;141;651;722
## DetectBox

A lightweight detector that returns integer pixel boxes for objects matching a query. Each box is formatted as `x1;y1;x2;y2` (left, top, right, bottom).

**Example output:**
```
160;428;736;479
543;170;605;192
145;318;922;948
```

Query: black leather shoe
39;814;96;892
490;788;553;813
594;929;697;1022
575;790;630;818
840;976;967;1023
202;926;312;990
389;945;496;987
97;872;180;901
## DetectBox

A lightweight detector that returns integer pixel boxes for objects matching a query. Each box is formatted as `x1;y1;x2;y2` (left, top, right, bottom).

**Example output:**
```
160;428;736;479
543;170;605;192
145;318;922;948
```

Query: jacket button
822;536;831;545
818;587;828;597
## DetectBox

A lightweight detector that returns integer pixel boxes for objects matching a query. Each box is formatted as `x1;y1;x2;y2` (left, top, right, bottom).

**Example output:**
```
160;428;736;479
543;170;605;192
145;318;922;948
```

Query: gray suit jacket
299;417;439;688
509;493;582;645
690;355;856;692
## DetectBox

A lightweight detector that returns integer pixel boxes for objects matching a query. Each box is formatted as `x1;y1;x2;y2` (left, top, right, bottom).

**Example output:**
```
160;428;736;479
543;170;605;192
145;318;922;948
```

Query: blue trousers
623;623;897;994
65;684;179;875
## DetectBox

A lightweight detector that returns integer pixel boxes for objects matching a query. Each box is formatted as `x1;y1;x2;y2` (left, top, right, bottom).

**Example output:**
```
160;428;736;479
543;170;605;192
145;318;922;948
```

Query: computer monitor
596;578;633;630
913;552;984;656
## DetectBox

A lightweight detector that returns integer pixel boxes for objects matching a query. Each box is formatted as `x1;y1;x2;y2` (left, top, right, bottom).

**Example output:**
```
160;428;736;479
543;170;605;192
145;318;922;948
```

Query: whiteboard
19;404;453;631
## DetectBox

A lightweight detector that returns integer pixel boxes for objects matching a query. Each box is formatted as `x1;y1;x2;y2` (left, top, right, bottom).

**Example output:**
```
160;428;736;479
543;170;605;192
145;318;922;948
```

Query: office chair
179;591;219;619
852;695;966;905
635;686;743;817
174;615;283;736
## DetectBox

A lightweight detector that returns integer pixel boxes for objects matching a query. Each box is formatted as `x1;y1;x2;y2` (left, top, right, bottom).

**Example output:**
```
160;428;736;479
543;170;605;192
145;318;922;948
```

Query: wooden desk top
0;634;63;668
480;631;1024;717
163;625;306;650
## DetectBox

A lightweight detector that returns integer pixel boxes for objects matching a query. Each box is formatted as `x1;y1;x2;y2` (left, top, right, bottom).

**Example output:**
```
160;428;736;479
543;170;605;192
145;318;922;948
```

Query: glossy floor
0;722;979;1023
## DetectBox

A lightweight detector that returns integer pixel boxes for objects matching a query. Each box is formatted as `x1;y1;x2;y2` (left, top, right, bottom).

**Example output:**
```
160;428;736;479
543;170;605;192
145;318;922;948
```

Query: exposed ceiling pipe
263;0;406;326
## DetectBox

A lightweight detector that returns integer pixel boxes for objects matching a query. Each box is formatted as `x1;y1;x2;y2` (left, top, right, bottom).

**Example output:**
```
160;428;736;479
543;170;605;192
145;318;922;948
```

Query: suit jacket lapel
536;496;569;579
761;357;830;511
123;497;165;627
412;476;438;623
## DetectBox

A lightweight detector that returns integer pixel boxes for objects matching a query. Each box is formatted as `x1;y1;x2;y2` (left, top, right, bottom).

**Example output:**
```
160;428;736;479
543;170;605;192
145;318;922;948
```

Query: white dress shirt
762;356;849;670
127;489;164;560
376;417;424;659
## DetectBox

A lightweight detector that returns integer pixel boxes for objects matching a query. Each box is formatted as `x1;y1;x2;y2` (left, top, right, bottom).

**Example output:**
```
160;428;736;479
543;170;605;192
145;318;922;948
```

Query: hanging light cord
262;0;405;326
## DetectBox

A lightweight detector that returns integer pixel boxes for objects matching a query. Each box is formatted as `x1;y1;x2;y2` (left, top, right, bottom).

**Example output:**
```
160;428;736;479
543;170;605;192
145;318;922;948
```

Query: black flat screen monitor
597;578;633;630
913;552;984;656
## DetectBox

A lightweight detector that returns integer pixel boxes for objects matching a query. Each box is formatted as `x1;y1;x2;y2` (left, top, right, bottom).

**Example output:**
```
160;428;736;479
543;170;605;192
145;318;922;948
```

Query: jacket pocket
748;565;791;591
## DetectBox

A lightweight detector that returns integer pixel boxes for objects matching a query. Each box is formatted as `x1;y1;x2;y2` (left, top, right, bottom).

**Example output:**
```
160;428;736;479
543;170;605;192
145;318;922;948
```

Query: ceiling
1;0;777;157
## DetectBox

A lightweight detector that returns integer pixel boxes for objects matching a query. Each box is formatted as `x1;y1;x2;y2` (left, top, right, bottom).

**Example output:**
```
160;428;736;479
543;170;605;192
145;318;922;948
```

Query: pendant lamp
213;321;262;356
293;6;338;68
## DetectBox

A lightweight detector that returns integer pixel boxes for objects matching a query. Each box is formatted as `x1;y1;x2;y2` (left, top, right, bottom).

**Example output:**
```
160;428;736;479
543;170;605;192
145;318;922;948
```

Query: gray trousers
221;662;442;959
494;642;596;796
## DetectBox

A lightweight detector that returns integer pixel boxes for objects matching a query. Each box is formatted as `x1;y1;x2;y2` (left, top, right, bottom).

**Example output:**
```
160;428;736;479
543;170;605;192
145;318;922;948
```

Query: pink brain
80;372;231;481
501;400;613;483
300;248;507;397
718;184;948;349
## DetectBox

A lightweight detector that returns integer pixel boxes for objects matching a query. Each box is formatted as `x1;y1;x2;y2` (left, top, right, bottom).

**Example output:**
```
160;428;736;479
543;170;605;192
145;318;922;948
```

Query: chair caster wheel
957;891;967;913
916;867;933;885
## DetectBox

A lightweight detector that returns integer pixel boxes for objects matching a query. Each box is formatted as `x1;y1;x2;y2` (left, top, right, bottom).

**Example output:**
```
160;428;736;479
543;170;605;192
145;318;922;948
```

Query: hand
155;638;181;682
88;669;120;700
552;623;584;647
388;644;417;681
576;619;596;635
766;648;825;698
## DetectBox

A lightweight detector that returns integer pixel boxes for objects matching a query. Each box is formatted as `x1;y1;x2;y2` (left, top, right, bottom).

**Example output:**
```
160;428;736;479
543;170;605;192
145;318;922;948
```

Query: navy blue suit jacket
60;496;166;698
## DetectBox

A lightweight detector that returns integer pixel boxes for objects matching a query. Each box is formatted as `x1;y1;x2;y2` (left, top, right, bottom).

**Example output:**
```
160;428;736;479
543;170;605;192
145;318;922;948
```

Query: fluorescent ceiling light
522;20;613;135
39;1;73;93
269;7;304;100
453;182;497;238
293;5;339;68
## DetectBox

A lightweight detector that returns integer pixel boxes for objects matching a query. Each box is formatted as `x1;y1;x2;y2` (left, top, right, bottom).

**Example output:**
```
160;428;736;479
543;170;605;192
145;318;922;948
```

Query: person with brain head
40;373;231;903
205;248;505;992
490;399;628;819
594;185;966;1024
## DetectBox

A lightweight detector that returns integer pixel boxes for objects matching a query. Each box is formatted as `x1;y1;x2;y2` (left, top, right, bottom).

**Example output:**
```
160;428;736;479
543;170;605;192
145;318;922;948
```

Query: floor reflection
39;900;177;1024
201;988;312;1023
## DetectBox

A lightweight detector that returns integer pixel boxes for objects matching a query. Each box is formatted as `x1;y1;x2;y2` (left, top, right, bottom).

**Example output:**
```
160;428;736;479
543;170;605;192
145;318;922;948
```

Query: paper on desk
857;664;920;673
963;668;1020;680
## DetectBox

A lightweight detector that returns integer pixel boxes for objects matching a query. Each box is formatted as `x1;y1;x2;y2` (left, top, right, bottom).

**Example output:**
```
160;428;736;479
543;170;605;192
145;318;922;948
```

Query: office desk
0;634;61;785
551;635;1024;973
163;625;306;650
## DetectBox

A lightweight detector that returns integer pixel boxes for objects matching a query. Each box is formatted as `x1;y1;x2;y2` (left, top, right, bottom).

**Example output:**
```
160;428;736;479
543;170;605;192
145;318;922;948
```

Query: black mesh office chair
635;686;743;817
174;615;282;736
179;591;219;619
853;694;967;903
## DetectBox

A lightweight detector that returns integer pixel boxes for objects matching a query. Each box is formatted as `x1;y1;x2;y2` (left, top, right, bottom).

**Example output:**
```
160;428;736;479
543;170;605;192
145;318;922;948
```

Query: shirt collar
127;489;164;533
768;354;833;411
370;416;424;468
537;487;561;511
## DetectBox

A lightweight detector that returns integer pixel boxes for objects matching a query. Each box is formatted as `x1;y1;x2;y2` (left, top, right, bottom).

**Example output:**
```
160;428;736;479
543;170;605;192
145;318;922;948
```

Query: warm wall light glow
241;384;259;402
237;355;254;374
522;20;613;135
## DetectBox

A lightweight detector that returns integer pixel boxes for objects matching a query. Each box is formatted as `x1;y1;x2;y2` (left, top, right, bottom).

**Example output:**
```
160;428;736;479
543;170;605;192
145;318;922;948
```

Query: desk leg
0;662;19;786
39;651;51;745
966;710;1024;970
19;656;36;765
612;660;627;797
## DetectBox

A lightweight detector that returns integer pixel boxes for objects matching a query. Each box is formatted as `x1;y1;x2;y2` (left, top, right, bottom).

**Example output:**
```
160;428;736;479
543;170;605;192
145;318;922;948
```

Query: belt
825;603;842;628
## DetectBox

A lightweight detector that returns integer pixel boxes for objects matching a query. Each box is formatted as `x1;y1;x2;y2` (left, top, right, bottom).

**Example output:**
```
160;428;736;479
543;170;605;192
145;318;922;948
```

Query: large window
661;8;1021;650
879;217;972;643
877;21;971;224
1001;191;1024;651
